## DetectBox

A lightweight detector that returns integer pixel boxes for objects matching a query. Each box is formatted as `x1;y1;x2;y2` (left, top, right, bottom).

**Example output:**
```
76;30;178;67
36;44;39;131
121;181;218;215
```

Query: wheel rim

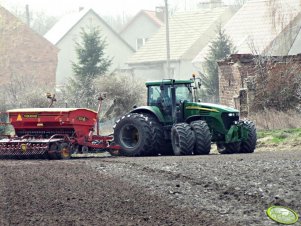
120;125;139;148
82;146;89;154
60;145;70;158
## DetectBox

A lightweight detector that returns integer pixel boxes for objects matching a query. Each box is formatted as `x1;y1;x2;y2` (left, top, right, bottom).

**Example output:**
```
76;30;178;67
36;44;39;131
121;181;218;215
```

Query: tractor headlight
228;112;239;117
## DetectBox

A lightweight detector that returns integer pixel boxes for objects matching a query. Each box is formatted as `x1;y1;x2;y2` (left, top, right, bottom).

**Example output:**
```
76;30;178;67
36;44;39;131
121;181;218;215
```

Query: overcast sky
0;0;207;17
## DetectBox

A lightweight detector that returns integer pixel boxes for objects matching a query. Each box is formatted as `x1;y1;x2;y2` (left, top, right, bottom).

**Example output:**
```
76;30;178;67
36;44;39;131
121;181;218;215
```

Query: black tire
171;123;195;156
217;142;241;154
143;114;163;156
113;113;154;156
144;114;174;156
190;120;211;155
56;143;71;160
240;120;257;153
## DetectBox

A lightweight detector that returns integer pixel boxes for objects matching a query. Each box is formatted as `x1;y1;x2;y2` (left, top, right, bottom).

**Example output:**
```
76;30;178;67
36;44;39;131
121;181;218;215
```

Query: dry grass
248;110;301;130
97;109;301;136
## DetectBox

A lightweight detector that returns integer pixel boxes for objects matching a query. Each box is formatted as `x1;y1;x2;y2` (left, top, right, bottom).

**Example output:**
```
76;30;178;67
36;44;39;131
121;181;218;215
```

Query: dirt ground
0;150;300;226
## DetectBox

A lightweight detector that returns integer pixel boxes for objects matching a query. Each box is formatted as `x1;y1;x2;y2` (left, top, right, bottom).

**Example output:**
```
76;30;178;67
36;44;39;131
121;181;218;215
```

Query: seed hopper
0;107;119;159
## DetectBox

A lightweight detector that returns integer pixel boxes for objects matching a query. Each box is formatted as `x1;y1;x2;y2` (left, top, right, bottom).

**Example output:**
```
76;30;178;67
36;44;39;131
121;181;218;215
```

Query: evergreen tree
200;26;235;103
65;27;112;109
72;27;112;80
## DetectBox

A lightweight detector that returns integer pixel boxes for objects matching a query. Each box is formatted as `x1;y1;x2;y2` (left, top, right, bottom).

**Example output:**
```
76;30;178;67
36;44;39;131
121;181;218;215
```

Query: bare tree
1;74;51;109
96;74;146;119
243;0;301;112
7;5;58;35
242;53;301;112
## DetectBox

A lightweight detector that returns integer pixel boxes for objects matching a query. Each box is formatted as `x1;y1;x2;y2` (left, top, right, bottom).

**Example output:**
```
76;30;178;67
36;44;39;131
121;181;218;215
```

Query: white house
127;7;236;81
192;0;301;69
120;9;164;51
44;8;134;86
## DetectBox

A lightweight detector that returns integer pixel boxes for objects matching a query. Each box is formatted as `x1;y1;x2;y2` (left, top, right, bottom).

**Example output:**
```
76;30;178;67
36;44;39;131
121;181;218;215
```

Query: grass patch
257;128;301;146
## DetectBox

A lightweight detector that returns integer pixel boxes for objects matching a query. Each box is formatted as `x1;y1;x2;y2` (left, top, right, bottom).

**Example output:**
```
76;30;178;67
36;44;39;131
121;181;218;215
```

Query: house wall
130;60;196;81
171;60;196;79
56;11;134;86
0;7;57;87
129;63;164;81
219;63;240;108
120;13;160;50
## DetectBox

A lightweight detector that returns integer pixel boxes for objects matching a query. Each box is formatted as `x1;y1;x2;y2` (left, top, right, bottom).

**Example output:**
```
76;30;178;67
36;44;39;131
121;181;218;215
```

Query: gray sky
0;0;205;17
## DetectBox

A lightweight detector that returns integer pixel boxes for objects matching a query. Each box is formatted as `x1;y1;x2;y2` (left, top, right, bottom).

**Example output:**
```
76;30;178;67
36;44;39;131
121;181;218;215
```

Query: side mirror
132;105;137;109
160;84;164;90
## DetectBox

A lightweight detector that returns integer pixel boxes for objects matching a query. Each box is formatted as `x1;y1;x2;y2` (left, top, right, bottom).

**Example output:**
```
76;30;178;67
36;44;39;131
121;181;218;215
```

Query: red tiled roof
120;10;163;34
143;10;164;27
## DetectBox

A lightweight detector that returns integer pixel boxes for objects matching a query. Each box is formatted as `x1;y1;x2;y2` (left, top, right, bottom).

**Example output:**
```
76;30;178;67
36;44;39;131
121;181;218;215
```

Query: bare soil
0;150;300;226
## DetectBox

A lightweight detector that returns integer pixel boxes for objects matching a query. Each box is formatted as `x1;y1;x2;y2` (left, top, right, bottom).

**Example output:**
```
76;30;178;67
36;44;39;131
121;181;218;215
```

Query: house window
136;38;148;50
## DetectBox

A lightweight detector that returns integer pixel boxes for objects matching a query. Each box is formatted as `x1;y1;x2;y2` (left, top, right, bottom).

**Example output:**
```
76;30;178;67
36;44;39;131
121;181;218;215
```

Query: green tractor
113;77;256;156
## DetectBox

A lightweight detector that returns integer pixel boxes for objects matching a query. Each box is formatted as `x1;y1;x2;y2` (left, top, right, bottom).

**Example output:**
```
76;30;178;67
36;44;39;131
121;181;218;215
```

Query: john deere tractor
113;77;256;156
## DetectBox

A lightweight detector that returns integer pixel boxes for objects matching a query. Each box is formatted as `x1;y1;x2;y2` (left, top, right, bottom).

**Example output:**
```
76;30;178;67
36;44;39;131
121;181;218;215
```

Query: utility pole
25;4;30;27
164;0;171;78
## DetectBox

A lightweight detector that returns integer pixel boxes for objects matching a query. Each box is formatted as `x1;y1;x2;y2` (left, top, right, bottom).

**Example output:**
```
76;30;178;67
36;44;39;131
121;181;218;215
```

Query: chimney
155;6;165;22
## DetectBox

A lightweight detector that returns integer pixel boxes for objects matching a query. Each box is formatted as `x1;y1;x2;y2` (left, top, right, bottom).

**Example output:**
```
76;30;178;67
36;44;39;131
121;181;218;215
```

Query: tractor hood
186;102;239;113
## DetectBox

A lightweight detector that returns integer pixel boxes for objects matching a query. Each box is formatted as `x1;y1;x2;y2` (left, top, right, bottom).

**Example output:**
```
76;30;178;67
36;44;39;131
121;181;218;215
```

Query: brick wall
218;61;242;108
0;7;58;87
218;54;301;114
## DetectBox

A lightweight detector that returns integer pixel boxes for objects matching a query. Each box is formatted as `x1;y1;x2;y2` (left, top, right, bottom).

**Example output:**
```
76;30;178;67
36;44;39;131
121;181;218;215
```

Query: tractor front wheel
240;120;257;153
190;120;211;155
113;113;154;156
171;123;195;156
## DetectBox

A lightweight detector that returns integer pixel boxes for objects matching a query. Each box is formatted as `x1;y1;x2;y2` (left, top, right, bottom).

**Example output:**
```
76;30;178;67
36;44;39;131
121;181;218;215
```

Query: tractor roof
145;79;193;86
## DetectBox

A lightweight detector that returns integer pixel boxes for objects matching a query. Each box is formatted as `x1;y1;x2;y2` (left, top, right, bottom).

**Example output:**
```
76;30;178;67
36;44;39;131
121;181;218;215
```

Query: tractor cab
146;79;194;121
